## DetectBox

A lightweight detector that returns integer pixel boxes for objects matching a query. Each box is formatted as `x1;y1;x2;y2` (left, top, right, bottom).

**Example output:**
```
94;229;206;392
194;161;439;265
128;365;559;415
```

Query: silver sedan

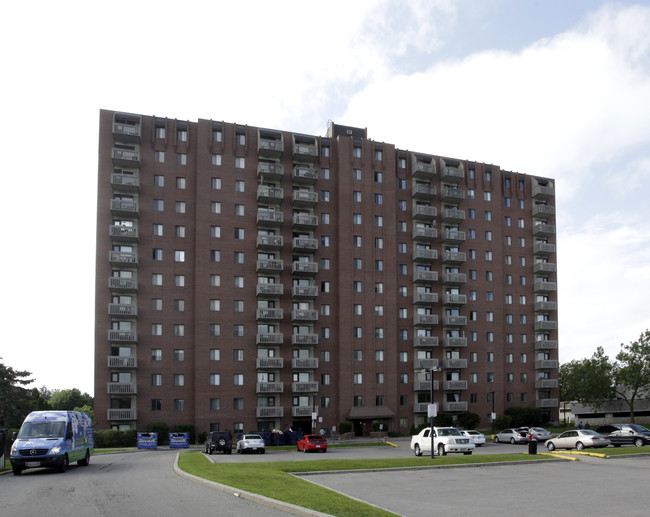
236;434;266;454
545;429;611;451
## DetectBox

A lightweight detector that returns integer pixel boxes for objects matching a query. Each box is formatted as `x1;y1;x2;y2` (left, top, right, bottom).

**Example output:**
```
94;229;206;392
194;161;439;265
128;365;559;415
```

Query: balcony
292;136;318;162
441;229;466;245
107;330;137;343
413;358;440;370
443;380;468;390
535;340;558;350
534;262;557;274
413;402;430;413
108;303;138;317
256;382;284;393
535;301;557;312
292;190;318;207
109;224;138;243
292;334;319;346
442;273;466;286
292;358;319;369
257;407;284;418
256;333;284;345
412;183;436;199
257;235;283;250
292;309;318;322
257;209;284;227
440;162;464;183
536;398;559;408
413;292;438;304
411;154;436;178
443;401;468;412
292;382;319;393
256;357;284;369
111;173;140;192
292;285;318;298
112;118;141;144
443;358;468;369
441;209;465;224
413;205;437;220
110;199;139;218
107;408;137;420
256;308;284;321
292;165;318;184
109;276;138;291
257;185;284;204
533;223;556;237
533;242;556;256
535;379;559;389
442;251;466;265
256;259;284;274
413;226;437;241
112;148;140;167
532;183;554;200
108;356;137;368
532;204;555;218
107;382;137;394
292;237;318;252
413;248;437;262
443;315;467;326
292;406;316;418
443;337;467;348
414;336;438;347
442;294;467;306
414;314;438;326
257;161;284;181
413;270;438;283
292;213;318;230
414;380;439;391
534;281;557;293
535;359;558;369
258;131;284;159
535;320;558;331
440;187;465;204
256;283;284;297
292;261;318;275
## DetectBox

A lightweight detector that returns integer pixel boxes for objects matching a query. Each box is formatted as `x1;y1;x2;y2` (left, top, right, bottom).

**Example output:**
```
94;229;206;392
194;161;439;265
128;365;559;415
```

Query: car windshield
533;428;546;432
18;421;66;439
439;428;462;436
245;435;262;440
629;424;649;432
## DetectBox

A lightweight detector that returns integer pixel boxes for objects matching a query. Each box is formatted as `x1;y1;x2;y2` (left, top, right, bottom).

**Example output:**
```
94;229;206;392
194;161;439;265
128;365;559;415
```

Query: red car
297;434;328;453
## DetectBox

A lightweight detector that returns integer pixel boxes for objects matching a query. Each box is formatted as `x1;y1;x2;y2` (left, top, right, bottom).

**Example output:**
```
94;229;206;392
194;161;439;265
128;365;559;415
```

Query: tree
0;359;36;428
559;347;614;410
613;330;650;423
48;388;93;411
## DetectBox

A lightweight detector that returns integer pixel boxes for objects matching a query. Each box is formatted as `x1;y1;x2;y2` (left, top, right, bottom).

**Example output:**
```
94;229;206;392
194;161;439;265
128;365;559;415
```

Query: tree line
559;330;650;422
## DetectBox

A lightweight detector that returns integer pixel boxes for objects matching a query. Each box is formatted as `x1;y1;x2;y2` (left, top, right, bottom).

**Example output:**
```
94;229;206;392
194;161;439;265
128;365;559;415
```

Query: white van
10;411;94;475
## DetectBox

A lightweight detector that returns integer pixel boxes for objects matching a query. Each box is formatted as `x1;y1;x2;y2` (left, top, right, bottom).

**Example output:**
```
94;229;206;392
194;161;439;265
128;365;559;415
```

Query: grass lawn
177;451;551;516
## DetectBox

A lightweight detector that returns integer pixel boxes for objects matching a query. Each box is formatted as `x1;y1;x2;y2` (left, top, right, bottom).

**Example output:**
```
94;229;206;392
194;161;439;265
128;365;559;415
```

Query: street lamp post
490;391;496;436
429;366;442;459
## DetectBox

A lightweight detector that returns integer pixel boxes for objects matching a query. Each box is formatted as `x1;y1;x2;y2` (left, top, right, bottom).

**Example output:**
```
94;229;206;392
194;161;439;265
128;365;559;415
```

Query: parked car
545;429;611;451
460;430;486;446
494;428;529;444
410;427;475;456
595;424;650;447
205;431;232;454
528;427;553;442
236;434;266;454
297;434;328;453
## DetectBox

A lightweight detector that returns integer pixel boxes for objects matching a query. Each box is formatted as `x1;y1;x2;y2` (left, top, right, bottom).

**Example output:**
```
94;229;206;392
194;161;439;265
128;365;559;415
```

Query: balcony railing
412;184;436;198
108;356;137;368
534;262;557;274
443;401;468;411
413;358;440;370
413;292;438;304
411;155;436;178
109;277;138;291
110;199;139;217
112;122;141;143
414;380;439;391
256;259;284;273
292;190;318;206
109;251;137;265
443;358;468;369
535;321;558;331
535;360;558;369
257;209;284;226
107;330;137;342
534;301;557;312
110;225;138;241
292;406;315;417
292;237;318;251
292;261;318;275
257;161;284;181
107;382;137;394
257;235;283;249
535;379;559;389
414;314;438;326
413;271;438;283
256;357;284;369
256;308;284;320
292;334;319;346
292;285;318;298
443;337;467;348
108;303;138;317
443;294;467;305
532;204;555;218
256;407;284;418
535;340;558;350
292;309;318;322
442;251;466;265
413;402;430;413
440;187;465;203
292;166;318;184
443;315;468;326
441;209;465;223
533;242;556;255
413;205;437;220
414;336;438;347
533;223;556;237
534;281;557;293
292;139;318;162
256;382;284;393
532;184;554;200
442;230;466;244
107;408;137;420
111;173;140;192
535;398;559;408
258;136;284;158
292;382;319;393
292;358;319;369
413;249;437;262
256;333;284;345
257;185;284;203
442;273;466;285
292;214;318;230
112;148;140;167
440;167;464;183
413;227;437;241
256;283;284;296
443;380;468;390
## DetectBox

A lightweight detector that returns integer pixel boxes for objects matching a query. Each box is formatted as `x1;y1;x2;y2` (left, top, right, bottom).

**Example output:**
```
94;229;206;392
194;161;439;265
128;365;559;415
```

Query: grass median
177;451;551;516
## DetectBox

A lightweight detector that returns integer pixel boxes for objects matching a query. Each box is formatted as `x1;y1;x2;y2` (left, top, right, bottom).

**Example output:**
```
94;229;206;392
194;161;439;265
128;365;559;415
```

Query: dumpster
137;432;158;449
169;432;190;448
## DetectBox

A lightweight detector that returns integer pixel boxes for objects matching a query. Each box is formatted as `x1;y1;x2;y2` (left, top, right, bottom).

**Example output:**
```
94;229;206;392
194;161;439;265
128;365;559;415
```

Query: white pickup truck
410;426;475;456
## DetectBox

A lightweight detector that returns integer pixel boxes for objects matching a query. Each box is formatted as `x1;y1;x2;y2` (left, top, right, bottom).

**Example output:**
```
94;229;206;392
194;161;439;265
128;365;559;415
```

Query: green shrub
371;421;388;432
147;422;170;445
504;406;544;427
495;414;512;430
434;412;454;427
338;421;352;434
456;412;481;430
94;429;137;448
174;424;196;444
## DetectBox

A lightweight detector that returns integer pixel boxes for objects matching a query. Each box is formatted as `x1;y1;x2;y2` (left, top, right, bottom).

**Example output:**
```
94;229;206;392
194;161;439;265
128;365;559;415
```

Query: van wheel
12;466;22;476
58;455;69;473
78;449;90;466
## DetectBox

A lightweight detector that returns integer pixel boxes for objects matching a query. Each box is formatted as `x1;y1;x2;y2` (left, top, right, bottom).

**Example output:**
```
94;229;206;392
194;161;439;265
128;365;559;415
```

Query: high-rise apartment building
95;109;559;435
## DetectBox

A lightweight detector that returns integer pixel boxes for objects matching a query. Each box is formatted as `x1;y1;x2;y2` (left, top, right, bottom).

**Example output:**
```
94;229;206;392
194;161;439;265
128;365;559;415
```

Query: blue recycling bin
137;432;158;449
169;432;190;448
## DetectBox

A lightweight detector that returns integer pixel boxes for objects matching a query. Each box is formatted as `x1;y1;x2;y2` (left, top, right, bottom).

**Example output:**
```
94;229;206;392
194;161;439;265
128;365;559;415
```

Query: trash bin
528;440;537;455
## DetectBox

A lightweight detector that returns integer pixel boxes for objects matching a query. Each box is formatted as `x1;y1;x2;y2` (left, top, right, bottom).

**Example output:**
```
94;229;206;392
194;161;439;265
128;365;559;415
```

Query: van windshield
18;421;66;439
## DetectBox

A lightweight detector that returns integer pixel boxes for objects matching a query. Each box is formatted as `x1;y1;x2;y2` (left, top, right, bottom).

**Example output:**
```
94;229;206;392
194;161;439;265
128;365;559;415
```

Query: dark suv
595;424;650;447
205;431;233;454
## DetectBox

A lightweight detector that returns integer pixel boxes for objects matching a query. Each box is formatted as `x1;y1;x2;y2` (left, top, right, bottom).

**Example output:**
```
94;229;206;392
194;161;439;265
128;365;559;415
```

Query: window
321;373;331;385
210;250;221;262
399;352;408;362
375;350;384;361
375;193;383;204
375;260;383;271
321;281;331;293
375;216;384;227
151;400;162;411
234;180;245;192
210;274;220;286
398;264;408;275
174;374;185;387
485;251;493;261
485;231;492;241
209;349;220;361
233;349;244;361
353;235;362;247
321;213;330;224
210;299;220;312
151;349;162;361
353;258;362;270
175;225;185;238
152;274;163;286
353;147;361;158
353;191;362;202
320;190;330;202
209;324;221;336
352;169;362;180
211;201;221;214
321;146;330;157
352;281;361;292
376;396;384;406
174;250;185;262
175;201;186;214
234;252;244;264
375;150;383;161
173;324;184;337
321;327;330;338
353;350;363;361
353;213;362;224
211;154;222;166
398;242;407;254
321;350;331;362
233;374;244;386
235;157;245;169
321;397;331;408
485;210;492;221
151;323;162;335
210;374;220;386
484;192;491;201
151;374;162;386
209;398;220;410
233;300;244;312
233;325;244;337
320;304;331;316
487;373;494;383
210;226;221;238
211;177;221;189
153;199;164;212
321;236;330;247
320;258;330;270
176;154;187;166
398;200;406;210
234;204;244;216
521;373;528;383
353;373;363;384
154;151;165;163
174;349;185;361
152;224;163;236
375;238;383;249
353;327;362;338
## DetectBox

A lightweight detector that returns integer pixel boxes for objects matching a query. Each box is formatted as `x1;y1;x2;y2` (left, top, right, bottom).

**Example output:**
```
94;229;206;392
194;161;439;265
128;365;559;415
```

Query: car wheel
58;454;69;473
614;444;621;447
322;449;327;453
463;451;472;455
261;450;265;454
510;438;515;444
414;444;422;456
494;436;500;443
576;441;585;450
547;442;556;451
303;446;308;453
438;444;446;456
12;465;22;476
634;438;644;447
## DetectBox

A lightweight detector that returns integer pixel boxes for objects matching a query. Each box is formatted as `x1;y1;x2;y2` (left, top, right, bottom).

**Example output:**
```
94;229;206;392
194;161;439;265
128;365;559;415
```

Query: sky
2;0;650;397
